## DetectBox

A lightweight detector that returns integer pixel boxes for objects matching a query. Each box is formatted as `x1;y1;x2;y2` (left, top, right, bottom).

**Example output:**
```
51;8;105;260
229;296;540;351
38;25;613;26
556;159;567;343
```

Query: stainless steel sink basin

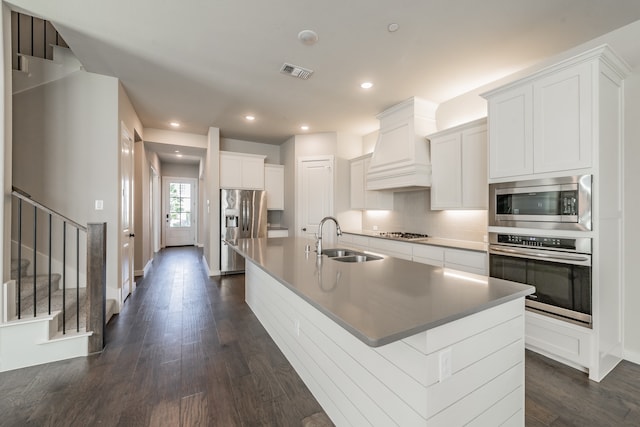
332;254;383;263
321;248;359;257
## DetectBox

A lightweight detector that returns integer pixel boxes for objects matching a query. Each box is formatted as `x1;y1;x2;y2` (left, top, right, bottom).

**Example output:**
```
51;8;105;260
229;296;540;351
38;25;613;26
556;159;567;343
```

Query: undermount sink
332;254;383;263
321;248;359;257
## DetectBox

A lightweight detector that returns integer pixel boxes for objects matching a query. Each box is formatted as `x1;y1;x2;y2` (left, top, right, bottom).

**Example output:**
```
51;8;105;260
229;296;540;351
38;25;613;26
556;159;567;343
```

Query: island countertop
232;237;534;347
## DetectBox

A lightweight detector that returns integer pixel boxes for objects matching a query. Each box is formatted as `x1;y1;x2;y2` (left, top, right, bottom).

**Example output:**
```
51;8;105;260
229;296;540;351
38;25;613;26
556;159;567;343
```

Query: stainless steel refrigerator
220;189;267;274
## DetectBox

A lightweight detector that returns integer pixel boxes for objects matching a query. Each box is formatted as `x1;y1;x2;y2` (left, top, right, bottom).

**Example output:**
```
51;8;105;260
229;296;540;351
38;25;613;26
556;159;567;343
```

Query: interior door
297;157;334;241
163;177;197;246
120;124;134;303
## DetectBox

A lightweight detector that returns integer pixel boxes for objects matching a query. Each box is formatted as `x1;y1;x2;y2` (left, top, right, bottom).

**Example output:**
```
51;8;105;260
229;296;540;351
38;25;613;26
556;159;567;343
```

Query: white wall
1;4;11;324
118;83;145;277
280;137;295;230
220;138;280;164
12;69;120;302
161;162;199;179
623;71;640;363
202;127;220;275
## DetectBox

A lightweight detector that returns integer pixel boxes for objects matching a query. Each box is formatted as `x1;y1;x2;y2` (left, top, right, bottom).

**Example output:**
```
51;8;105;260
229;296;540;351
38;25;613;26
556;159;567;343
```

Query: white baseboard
624;349;640;365
202;255;220;276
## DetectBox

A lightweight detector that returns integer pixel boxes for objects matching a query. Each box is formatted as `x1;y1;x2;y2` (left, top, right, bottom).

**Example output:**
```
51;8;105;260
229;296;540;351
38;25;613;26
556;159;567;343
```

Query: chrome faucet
316;216;342;257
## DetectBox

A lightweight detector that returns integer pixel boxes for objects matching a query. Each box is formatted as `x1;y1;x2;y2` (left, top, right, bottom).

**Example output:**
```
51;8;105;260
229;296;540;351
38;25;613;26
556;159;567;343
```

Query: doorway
120;123;134;303
162;177;197;246
296;156;334;241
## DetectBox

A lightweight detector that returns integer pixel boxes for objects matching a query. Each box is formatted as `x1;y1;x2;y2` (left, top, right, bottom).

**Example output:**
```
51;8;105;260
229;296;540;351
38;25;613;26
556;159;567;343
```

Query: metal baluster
48;214;52;315
17;199;22;319
33;206;37;317
76;228;80;332
62;221;66;334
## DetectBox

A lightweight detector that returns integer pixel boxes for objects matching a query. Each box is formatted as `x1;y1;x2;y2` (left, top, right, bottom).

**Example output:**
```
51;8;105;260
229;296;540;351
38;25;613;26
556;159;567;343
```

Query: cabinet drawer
350;235;370;249
368;237;412;260
445;249;486;271
267;229;289;238
412;244;444;262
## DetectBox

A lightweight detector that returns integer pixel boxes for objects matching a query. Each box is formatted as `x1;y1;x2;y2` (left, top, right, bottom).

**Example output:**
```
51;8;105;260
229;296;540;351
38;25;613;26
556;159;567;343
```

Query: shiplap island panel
232;237;533;426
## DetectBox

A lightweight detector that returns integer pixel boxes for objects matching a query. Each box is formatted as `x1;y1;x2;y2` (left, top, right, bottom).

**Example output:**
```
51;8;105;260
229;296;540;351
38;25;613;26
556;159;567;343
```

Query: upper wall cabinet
483;46;628;181
219;151;266;190
350;154;393;210
264;164;284;210
429;118;488;210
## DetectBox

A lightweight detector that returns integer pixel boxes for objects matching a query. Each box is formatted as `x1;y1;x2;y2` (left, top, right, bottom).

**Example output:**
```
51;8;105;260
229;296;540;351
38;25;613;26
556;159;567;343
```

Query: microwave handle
489;245;591;266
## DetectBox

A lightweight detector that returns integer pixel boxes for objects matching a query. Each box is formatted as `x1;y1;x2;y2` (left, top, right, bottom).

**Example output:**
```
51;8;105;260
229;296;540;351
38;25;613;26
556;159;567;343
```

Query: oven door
489;245;592;325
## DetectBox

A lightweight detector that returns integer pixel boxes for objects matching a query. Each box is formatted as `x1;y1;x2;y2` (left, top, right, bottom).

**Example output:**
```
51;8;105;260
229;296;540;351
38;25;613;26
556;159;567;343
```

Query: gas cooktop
378;232;429;241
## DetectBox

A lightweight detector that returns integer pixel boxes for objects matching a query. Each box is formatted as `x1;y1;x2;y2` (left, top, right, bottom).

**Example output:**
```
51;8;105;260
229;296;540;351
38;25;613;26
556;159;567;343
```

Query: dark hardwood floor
1;246;639;426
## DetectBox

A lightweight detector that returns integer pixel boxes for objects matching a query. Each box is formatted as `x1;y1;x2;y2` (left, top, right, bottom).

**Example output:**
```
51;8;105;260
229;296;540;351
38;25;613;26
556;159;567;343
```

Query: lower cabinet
525;310;592;368
267;229;289;238
339;234;487;275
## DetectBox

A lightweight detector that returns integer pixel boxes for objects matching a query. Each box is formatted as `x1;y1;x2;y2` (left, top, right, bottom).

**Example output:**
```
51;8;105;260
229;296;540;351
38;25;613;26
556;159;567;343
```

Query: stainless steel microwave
489;175;592;231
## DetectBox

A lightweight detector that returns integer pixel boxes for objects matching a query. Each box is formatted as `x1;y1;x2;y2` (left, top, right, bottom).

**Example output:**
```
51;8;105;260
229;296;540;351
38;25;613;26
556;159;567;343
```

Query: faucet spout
316;216;342;257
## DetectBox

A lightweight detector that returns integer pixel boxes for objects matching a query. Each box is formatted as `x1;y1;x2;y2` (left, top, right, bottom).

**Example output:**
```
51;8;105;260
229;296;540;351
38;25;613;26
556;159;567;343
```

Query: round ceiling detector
388;23;399;32
298;30;319;45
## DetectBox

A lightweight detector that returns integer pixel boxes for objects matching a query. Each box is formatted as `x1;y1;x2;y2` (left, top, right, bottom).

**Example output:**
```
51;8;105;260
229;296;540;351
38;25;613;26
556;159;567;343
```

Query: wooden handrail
12;186;87;232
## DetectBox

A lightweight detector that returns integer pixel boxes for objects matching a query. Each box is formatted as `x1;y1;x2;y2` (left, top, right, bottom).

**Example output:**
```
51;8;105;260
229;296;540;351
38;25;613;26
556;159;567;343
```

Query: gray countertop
232;237;534;347
343;230;488;252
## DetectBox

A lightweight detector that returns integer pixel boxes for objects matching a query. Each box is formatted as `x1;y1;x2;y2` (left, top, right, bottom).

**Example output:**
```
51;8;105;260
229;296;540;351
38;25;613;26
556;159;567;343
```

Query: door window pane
169;182;192;227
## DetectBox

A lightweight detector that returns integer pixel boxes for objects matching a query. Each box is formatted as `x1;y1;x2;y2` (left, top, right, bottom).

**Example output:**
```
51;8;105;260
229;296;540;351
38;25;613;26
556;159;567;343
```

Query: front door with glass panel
163;177;197;246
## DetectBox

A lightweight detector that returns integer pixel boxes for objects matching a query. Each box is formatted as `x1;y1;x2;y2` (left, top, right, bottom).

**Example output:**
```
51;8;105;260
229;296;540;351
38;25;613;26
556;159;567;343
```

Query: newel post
86;222;107;353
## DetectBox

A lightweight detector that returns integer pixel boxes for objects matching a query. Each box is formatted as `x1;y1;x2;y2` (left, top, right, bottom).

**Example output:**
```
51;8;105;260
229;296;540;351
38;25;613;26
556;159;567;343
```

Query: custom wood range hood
366;97;438;191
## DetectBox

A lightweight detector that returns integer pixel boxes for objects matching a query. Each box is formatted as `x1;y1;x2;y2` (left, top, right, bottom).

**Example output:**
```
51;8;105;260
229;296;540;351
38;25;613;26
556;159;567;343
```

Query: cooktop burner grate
378;231;429;240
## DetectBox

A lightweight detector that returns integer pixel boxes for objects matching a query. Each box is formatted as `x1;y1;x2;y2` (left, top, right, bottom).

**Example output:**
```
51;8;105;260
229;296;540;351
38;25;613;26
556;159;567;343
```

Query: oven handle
489;245;591;266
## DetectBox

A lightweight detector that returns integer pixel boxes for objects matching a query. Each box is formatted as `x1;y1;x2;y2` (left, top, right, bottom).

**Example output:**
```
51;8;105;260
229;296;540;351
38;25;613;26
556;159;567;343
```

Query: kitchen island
231;237;534;426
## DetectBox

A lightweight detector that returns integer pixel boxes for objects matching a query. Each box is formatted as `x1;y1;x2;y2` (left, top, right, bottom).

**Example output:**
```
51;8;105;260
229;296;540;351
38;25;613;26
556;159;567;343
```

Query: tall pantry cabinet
483;45;630;382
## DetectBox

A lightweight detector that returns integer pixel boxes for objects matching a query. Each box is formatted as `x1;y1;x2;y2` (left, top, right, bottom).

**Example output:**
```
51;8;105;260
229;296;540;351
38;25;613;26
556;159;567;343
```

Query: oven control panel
489;233;592;254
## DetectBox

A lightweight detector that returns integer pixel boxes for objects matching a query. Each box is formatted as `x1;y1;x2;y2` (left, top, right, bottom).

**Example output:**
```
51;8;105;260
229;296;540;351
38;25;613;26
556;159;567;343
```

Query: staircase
10;258;86;333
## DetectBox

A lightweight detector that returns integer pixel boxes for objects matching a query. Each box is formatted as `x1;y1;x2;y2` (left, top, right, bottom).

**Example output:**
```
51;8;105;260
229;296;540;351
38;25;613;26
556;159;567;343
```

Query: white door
120;124;134;303
163;177;197;246
297;157;334;241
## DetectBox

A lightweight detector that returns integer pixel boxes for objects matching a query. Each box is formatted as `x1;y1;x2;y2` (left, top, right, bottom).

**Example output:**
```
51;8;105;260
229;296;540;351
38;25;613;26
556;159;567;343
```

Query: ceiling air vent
280;63;313;80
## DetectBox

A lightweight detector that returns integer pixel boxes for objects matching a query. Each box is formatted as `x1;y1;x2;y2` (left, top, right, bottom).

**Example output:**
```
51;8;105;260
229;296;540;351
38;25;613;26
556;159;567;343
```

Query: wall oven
489;175;592;231
488;232;592;326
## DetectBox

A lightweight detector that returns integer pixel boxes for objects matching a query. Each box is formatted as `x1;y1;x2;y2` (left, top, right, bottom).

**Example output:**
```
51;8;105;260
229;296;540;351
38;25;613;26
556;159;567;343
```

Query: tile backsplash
361;189;488;242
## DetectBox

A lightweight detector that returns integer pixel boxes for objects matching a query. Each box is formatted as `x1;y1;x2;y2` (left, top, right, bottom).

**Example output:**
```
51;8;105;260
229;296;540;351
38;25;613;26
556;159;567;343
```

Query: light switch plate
95;200;104;210
439;348;452;381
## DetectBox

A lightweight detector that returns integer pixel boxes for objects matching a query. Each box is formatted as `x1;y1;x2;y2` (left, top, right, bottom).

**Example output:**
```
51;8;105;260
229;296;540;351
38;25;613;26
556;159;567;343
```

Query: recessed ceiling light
388;23;399;32
300;125;309;131
245;115;256;121
174;150;180;153
360;82;374;89
298;29;319;46
176;154;183;158
170;121;180;127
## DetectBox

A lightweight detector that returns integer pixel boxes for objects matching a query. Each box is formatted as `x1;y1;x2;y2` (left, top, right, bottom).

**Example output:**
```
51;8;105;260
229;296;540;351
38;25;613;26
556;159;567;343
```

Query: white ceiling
7;0;640;146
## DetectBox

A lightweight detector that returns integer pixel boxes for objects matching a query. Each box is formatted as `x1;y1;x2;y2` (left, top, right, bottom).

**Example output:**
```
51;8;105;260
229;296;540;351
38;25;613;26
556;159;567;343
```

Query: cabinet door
350;159;365;209
265;165;284;210
242;157;265;189
219;154;243;189
363;157;393;210
461;126;488;209
431;133;462;209
533;62;592;173
488;85;533;179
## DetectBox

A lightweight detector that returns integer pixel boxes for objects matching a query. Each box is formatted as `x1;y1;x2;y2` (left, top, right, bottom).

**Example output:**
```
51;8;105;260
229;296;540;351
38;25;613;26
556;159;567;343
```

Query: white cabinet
264;164;284;210
350;154;393;210
411;244;444;267
219;151;266;189
487;85;533;179
350;158;365;208
532;62;592;174
267;229;289;238
429;118;487;210
444;248;487;275
483;48;623;180
367;237;412;261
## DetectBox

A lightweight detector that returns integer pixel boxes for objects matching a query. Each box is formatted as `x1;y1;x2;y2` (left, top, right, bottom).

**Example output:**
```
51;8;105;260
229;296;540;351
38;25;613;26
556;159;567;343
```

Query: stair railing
11;187;107;351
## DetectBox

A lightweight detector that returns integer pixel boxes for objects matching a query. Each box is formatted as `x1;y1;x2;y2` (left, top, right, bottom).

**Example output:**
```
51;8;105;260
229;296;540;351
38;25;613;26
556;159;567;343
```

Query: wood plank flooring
0;246;639;426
